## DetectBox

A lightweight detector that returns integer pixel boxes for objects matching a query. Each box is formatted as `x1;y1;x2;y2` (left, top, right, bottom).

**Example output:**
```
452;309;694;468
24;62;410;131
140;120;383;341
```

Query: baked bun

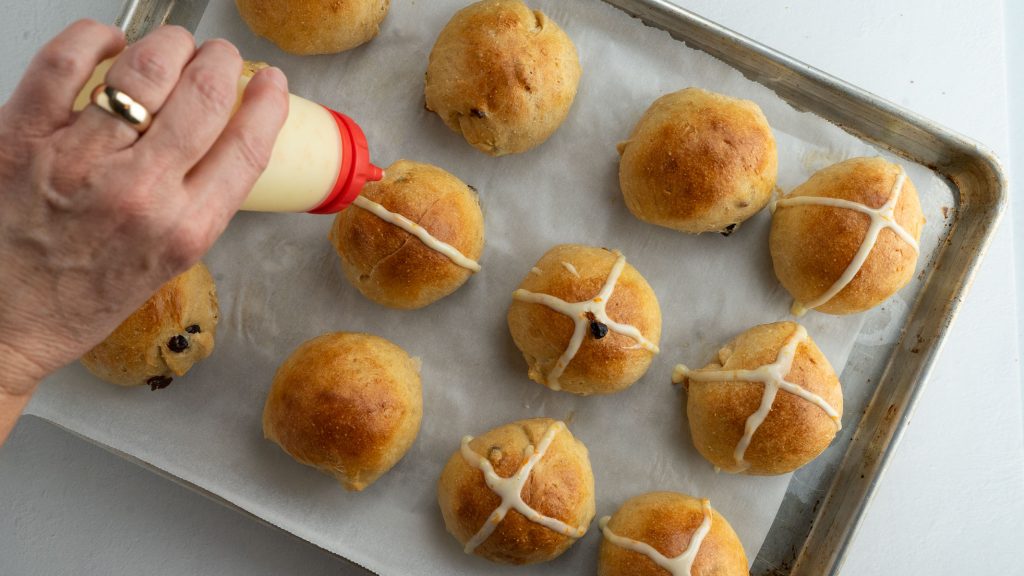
770;157;925;315
438;418;595;564
507;245;661;395
599;492;747;576
81;262;218;390
424;0;582;156
329;160;484;310
673;322;842;475
263;332;422;491
618;88;778;234
235;0;389;55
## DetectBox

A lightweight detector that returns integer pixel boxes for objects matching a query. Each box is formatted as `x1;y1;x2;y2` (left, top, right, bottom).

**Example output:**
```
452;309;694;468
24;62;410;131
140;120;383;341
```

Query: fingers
71;25;197;149
2;20;124;136
136;39;244;173
185;66;288;223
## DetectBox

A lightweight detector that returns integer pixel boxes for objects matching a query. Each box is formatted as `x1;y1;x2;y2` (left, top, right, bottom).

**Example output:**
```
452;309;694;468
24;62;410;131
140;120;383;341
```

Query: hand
0;20;288;417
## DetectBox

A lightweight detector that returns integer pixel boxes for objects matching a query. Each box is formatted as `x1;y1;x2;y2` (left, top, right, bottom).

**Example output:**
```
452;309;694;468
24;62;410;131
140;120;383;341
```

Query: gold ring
90;83;152;133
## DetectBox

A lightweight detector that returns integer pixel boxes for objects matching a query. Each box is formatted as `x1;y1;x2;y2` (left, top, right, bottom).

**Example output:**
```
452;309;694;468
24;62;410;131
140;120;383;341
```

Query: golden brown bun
80;262;218;390
235;0;389;55
507;245;661;395
599;492;748;576
437;418;595;564
329;160;485;310
263;332;422;491
770;157;925;315
424;0;582;156
682;322;843;475
618;88;778;234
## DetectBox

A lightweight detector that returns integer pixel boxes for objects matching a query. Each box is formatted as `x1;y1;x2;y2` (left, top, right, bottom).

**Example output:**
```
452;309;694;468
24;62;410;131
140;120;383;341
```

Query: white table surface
2;1;1021;574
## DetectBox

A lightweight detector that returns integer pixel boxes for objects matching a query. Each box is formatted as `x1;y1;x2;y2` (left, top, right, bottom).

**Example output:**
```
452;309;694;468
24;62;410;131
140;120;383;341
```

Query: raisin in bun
235;0;389;55
262;333;422;491
329;160;484;310
80;262;218;390
673;322;843;475
599;492;748;576
424;0;582;156
770;157;925;316
618;88;778;234
507;244;661;395
438;418;595;564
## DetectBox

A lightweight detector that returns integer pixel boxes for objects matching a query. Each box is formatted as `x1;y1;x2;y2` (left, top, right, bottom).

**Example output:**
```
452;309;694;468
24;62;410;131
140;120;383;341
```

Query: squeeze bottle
74;60;384;213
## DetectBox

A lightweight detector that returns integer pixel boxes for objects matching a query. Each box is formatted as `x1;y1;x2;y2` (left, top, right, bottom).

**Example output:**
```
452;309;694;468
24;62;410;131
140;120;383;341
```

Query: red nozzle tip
309;108;380;214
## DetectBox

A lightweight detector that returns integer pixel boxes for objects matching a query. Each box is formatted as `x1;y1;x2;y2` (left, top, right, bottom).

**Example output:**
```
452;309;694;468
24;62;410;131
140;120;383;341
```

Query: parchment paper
28;1;950;574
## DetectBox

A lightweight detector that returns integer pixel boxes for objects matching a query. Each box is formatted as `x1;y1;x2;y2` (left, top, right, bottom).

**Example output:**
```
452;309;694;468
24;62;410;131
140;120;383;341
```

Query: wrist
0;340;47;398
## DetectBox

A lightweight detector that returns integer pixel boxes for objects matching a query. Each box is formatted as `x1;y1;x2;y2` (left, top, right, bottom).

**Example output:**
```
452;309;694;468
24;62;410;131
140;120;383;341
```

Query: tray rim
33;1;1007;575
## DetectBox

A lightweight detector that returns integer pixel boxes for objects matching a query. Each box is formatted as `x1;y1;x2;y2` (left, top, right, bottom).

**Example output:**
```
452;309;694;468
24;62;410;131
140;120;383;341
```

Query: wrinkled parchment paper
29;1;950;573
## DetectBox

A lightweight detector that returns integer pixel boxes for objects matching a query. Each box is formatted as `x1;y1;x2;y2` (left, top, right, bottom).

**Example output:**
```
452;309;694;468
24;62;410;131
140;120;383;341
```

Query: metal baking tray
86;1;1005;575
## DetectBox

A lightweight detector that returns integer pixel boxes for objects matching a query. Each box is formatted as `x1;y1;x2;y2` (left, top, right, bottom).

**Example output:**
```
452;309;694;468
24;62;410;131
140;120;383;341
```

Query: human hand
0;20;288;403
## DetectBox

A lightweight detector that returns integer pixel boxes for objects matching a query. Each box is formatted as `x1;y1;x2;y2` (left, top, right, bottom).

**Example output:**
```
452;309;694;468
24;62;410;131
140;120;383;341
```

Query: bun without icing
424;0;582;156
80;262;218;390
329;160;485;310
599;492;748;576
618;88;778;234
674;322;843;475
263;332;422;491
507;244;662;396
437;418;595;565
770;157;925;315
235;0;389;55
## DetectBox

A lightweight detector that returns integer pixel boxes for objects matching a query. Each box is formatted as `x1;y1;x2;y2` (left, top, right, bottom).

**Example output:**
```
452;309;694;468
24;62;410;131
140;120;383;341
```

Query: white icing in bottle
672;325;841;472
352;196;482;272
771;166;918;316
513;251;660;390
459;421;587;554
599;499;713;576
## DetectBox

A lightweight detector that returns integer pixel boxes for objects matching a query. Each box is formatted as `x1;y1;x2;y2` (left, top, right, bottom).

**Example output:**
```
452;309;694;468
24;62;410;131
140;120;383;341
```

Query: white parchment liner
29;1;950;573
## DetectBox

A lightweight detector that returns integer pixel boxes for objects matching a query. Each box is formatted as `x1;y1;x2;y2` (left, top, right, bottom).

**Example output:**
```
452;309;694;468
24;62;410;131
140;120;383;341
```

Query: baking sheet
27;0;950;573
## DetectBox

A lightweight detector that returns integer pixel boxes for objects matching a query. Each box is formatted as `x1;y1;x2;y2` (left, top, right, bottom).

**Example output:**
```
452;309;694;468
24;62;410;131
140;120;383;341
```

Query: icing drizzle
672;325;841;472
771;166;918;316
512;251;660;390
352;195;481;272
599;499;713;576
459;421;587;554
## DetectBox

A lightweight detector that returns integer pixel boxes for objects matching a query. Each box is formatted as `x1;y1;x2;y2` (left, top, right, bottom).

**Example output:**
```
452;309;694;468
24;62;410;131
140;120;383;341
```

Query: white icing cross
599;499;713;576
770;166;918;316
352;196;481;272
513;251;660;391
459;421;587;554
672;324;841;472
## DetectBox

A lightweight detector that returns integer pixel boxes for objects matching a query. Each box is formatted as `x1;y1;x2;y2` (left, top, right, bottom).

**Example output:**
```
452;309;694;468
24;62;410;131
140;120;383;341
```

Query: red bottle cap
309;107;384;214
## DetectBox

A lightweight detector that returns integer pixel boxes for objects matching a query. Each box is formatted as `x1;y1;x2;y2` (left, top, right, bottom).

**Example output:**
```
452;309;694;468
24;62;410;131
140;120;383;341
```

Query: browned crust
329;160;485;310
437;418;596;564
598;492;748;576
80;262;218;387
769;156;926;315
618;88;778;234
262;332;423;491
683;322;844;475
235;0;390;55
424;0;582;156
506;244;662;395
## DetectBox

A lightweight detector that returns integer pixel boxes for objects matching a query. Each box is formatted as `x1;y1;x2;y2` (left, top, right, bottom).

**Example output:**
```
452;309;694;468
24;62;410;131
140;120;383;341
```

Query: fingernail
264;67;288;92
206;38;240;57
